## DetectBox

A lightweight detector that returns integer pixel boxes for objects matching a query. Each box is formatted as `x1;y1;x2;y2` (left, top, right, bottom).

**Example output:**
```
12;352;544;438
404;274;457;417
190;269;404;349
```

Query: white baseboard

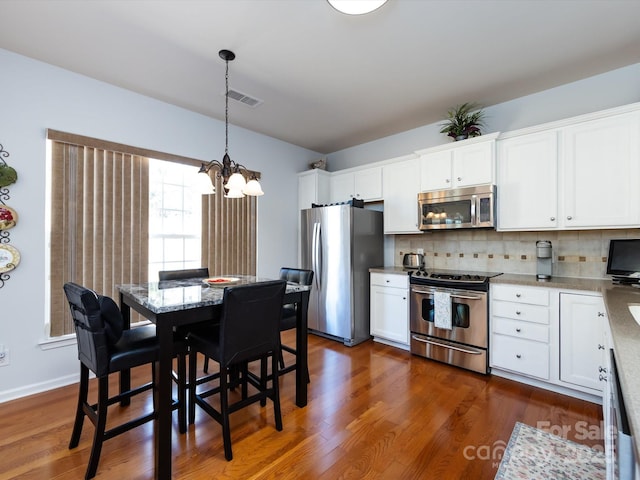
0;373;79;404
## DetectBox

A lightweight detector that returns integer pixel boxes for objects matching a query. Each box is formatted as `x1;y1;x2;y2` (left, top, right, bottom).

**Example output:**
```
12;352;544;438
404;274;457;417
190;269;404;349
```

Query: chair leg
220;366;233;461
203;355;209;374
259;356;268;407
177;353;187;434
271;353;283;432
86;376;109;480
188;349;198;425
69;363;89;449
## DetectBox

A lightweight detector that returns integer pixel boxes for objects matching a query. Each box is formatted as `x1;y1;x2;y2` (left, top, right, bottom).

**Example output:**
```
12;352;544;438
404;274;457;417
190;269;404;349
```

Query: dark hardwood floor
0;331;603;479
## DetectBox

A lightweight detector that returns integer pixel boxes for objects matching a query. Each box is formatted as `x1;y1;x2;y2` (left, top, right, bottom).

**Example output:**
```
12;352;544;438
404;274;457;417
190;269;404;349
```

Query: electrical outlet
0;345;9;367
417;248;424;255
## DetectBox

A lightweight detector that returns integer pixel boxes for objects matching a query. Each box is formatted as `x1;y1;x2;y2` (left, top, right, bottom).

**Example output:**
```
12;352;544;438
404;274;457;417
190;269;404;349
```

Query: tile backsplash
394;229;640;279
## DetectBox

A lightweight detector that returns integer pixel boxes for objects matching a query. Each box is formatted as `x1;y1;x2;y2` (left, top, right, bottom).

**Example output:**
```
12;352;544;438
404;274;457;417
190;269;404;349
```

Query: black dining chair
158;267;218;373
63;282;187;480
187;280;286;461
276;267;314;380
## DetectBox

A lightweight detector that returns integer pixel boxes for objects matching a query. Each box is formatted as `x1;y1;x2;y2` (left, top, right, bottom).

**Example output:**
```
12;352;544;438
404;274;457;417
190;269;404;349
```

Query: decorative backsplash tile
395;228;640;279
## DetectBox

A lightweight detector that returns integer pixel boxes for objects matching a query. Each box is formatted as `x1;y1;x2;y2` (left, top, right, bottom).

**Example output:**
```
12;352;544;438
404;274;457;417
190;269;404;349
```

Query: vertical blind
48;130;258;337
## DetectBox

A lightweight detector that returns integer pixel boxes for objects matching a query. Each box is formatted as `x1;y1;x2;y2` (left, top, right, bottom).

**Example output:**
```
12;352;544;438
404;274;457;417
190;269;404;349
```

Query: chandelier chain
224;56;229;156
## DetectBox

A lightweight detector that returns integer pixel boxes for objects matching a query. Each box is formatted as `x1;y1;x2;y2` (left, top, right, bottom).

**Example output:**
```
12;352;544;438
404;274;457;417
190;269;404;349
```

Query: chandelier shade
198;49;263;197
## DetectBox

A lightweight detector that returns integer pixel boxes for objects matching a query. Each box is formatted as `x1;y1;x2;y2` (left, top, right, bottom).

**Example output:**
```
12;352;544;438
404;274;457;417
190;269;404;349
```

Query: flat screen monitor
606;239;640;280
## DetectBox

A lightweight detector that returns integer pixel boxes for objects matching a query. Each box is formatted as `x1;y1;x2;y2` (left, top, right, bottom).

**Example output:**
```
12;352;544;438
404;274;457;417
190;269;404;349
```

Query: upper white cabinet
498;106;640;231
418;133;498;192
382;154;421;234
330;166;382;203
562;112;640;228
298;169;330;210
497;131;559;230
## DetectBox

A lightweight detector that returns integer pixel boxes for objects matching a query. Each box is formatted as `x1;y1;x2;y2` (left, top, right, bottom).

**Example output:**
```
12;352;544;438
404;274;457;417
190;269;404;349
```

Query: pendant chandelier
327;0;388;15
197;49;263;198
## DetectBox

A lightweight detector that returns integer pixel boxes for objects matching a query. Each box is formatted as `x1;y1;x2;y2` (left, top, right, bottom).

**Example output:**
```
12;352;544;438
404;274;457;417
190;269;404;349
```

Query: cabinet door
355;167;382;201
330;172;354;203
382;157;421;233
562;112;640;228
298;170;330;210
370;284;409;345
497;131;558;230
419;150;452;191
452;141;494;188
559;293;606;391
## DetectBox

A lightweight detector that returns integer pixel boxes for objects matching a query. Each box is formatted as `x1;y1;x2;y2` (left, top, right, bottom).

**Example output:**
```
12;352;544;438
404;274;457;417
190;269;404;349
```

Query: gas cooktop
409;268;503;285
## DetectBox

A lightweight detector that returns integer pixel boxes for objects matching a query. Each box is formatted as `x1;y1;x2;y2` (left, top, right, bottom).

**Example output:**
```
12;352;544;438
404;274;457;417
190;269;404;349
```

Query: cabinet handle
598;344;605;350
457;176;462;182
550;217;556;221
516;354;522;359
599;366;607;373
515;311;521;315
567;215;573;220
515;294;521;298
598;312;605;317
599;374;608;382
402;297;406;300
386;280;390;283
516;328;521;333
445;178;450;183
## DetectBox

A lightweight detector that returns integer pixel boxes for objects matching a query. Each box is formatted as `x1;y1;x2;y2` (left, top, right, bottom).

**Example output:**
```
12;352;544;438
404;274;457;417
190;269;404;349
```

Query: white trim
0;373;79;404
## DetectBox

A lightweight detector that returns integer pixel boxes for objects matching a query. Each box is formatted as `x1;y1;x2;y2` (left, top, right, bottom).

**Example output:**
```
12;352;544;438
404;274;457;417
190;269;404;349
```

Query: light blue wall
327;62;640;170
0;48;320;401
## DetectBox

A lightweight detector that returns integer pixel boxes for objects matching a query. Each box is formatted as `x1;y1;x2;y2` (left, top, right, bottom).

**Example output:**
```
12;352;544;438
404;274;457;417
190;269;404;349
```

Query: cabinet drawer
491;334;550;380
491;301;550;324
492;317;549;342
491;285;549;306
370;272;408;289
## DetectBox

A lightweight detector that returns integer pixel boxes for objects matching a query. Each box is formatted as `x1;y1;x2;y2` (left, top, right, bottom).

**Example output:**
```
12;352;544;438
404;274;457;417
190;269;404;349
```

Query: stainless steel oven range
409;269;502;374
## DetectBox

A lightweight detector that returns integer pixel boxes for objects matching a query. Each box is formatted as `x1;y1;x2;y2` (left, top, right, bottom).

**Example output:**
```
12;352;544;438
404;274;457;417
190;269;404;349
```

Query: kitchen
1;1;640;478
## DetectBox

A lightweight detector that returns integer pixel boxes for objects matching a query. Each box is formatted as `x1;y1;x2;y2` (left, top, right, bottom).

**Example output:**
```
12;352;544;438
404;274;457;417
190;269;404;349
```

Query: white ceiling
1;0;640;153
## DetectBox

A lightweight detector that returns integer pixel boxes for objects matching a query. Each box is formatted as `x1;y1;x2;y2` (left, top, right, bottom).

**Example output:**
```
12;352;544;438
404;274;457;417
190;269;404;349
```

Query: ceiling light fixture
327;0;388;15
197;49;263;198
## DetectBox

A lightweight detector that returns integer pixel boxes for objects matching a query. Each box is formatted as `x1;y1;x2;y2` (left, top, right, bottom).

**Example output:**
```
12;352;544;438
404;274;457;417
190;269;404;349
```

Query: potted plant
439;102;486;141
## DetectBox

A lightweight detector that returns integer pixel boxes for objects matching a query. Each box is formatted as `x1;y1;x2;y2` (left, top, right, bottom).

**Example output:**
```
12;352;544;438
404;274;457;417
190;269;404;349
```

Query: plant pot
455;135;468;141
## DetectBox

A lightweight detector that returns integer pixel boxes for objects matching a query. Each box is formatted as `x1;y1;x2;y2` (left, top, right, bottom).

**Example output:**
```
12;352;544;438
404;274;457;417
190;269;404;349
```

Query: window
48;130;258;338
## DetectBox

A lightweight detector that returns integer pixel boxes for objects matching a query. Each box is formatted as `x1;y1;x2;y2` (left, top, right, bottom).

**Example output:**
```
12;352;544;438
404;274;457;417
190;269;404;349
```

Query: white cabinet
330;167;382;203
497;131;559;230
370;272;409;347
298;169;330;210
562;112;640;228
382;155;421;234
418;134;497;192
491;284;551;380
497;107;640;231
559;293;607;392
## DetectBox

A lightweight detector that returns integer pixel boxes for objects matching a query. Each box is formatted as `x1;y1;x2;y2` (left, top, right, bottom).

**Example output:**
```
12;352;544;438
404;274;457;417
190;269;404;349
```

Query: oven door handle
450;294;483;301
411;335;484;355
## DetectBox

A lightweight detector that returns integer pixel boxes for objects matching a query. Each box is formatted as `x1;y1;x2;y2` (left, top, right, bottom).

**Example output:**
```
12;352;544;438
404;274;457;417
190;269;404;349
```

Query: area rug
495;422;606;479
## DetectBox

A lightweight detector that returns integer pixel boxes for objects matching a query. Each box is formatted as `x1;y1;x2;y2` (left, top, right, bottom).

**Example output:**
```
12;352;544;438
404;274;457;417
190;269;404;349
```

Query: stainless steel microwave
418;185;496;231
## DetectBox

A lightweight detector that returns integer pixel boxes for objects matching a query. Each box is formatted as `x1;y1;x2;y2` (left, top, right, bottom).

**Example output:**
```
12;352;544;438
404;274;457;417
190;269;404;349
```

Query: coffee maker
536;240;553;279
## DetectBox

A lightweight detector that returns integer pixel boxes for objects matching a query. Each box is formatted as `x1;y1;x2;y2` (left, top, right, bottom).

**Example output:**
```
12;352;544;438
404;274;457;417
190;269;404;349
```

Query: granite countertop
369;266;640;457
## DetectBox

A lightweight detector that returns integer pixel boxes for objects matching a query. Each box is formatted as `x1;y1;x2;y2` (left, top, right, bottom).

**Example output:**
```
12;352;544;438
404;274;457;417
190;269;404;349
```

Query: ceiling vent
226;88;263;108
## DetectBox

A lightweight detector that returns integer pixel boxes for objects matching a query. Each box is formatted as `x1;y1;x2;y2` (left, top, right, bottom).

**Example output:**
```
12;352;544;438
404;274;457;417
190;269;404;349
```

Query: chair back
219;280;286;366
279;267;314;286
63;282;124;377
159;267;209;281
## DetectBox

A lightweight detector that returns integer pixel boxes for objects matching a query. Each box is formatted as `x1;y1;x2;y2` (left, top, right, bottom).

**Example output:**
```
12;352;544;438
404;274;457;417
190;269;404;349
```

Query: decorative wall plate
0;205;17;230
0;244;20;273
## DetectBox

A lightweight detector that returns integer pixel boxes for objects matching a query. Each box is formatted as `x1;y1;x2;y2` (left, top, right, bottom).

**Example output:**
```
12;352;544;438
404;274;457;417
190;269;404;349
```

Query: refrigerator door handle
313;222;322;290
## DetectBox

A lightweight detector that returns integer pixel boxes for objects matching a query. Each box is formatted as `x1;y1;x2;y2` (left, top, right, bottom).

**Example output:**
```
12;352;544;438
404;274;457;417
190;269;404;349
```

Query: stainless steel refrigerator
301;204;383;346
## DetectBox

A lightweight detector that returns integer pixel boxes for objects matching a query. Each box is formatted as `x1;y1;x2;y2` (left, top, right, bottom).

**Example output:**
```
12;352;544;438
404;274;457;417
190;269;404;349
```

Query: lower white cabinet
370;272;409;347
490;284;606;400
559;292;607;392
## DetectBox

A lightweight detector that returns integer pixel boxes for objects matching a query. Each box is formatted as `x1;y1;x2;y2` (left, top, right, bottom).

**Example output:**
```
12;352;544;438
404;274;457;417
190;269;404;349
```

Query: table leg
119;293;131;406
295;292;309;407
155;321;174;479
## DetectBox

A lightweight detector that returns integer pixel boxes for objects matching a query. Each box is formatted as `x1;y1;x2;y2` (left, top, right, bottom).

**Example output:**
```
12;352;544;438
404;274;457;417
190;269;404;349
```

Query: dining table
116;275;311;480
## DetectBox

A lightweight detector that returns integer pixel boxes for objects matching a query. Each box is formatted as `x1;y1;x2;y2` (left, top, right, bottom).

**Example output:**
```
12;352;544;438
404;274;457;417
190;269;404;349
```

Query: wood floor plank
0;331;604;479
